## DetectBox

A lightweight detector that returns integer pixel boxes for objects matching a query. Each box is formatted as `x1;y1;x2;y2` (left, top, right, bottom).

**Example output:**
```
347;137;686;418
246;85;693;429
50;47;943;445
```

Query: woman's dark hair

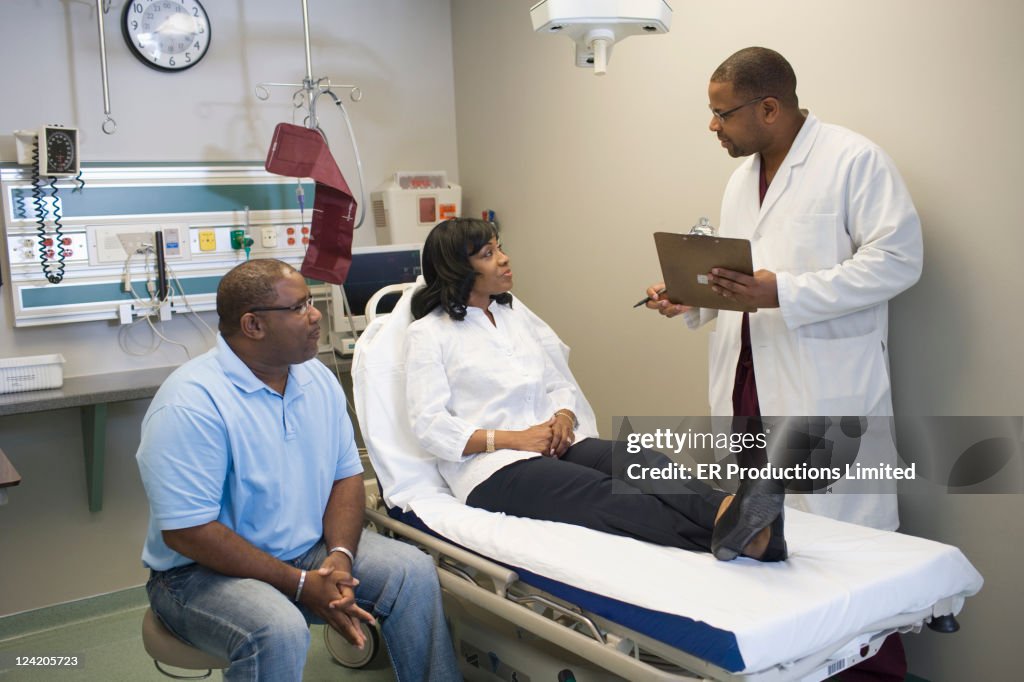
411;218;513;321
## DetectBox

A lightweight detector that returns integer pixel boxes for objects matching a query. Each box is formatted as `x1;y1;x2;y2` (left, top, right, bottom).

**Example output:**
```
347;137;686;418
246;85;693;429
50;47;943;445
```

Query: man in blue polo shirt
136;258;459;681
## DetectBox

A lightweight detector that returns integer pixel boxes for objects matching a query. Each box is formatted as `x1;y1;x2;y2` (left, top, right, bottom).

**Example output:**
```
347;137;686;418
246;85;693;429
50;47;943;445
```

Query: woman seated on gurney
404;218;786;563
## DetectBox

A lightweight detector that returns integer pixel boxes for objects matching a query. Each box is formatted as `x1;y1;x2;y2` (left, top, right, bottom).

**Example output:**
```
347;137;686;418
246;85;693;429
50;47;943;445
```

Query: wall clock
121;0;211;72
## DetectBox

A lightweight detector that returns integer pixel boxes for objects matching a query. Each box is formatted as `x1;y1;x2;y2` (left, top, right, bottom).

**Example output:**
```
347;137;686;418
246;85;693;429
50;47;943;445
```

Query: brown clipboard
653;232;756;312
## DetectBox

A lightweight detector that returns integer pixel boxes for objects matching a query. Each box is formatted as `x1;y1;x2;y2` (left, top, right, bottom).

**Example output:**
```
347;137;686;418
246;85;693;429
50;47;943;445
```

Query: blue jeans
147;528;460;682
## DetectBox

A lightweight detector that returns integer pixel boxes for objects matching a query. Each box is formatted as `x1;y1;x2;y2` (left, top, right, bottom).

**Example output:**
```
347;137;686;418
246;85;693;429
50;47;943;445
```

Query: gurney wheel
323;622;380;669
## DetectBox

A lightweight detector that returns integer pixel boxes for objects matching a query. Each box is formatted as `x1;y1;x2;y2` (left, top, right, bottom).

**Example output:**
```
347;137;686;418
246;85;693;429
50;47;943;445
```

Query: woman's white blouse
404;300;582;501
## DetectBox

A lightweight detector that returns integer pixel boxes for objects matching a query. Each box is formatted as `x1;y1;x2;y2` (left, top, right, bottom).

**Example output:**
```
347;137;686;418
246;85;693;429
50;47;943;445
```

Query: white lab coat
685;113;923;530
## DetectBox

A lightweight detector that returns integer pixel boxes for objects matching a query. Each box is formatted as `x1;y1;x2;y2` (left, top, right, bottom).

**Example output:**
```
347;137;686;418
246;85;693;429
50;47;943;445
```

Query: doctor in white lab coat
647;48;923;533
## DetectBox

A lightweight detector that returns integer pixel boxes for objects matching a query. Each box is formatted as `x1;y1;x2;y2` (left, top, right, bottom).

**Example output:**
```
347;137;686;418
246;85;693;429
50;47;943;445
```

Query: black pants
466;438;728;553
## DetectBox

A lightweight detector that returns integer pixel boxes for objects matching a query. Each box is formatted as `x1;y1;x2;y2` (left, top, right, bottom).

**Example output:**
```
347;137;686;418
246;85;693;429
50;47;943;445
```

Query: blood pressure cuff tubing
265;123;356;284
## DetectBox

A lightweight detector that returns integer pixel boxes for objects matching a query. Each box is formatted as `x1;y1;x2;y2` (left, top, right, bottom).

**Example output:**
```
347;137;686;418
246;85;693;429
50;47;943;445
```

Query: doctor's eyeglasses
709;95;774;124
248;295;315;317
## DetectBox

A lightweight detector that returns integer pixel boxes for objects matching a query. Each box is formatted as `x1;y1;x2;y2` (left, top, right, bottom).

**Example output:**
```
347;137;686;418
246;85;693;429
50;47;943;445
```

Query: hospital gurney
345;281;983;681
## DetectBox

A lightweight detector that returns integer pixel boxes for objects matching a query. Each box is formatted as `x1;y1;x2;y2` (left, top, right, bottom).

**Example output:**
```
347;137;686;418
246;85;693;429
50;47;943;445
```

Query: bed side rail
365;506;605;643
364;507;519;596
436;569;696;682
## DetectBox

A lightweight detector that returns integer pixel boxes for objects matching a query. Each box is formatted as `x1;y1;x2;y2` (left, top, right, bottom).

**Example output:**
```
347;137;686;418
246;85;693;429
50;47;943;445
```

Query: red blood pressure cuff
265;123;357;284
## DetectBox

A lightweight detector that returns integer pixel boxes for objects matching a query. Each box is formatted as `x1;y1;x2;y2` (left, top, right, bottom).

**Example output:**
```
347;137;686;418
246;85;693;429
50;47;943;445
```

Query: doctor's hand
644;282;691;318
514;419;555;455
708;268;778;309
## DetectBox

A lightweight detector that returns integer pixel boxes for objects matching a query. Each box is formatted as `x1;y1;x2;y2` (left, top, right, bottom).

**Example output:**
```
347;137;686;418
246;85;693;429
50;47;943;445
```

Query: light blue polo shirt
137;335;362;571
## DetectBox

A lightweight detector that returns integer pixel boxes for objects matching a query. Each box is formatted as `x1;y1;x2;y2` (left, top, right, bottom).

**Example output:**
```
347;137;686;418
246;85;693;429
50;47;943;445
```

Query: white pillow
352;279;452;511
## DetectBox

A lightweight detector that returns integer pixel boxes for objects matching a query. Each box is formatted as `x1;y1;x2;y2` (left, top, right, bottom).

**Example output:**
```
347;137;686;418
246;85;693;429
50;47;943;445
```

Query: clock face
122;0;210;72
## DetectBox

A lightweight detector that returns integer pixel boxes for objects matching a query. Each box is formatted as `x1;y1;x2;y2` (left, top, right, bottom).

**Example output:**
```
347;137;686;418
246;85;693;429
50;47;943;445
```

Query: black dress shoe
711;478;785;561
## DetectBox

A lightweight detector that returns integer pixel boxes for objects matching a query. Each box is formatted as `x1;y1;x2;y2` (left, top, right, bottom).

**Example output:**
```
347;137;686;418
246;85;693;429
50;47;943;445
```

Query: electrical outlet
198;230;216;252
7;234;88;264
260;226;278;248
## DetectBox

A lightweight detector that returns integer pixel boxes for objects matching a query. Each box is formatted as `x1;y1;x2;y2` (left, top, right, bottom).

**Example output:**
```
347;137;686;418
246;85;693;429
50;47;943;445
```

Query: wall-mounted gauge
39;126;80;178
122;0;211;72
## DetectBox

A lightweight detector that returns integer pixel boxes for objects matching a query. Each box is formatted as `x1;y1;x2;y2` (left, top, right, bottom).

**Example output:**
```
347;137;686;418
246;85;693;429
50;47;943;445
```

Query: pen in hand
633;288;667;308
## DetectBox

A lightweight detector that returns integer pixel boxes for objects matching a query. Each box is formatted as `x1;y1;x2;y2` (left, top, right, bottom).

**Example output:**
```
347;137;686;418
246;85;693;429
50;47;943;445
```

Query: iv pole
255;0;366;228
95;0;117;134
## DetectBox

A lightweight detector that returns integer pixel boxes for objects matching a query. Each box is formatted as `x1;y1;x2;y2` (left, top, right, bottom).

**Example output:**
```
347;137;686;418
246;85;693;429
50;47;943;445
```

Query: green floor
0;589;396;681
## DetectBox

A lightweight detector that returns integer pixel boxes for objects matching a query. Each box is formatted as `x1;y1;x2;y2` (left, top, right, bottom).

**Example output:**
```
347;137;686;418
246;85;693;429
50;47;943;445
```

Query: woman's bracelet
554;410;576;428
486;429;496;453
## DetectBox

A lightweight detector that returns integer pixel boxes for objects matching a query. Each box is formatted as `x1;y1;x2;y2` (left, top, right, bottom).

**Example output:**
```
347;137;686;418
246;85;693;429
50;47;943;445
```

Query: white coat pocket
797;328;890;416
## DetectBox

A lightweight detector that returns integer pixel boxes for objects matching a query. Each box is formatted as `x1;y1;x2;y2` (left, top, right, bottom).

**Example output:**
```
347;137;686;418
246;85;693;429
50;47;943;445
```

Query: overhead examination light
530;0;673;75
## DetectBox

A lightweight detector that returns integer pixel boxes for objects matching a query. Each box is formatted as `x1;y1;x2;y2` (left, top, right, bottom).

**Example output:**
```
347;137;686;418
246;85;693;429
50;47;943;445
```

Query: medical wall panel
0;163;317;327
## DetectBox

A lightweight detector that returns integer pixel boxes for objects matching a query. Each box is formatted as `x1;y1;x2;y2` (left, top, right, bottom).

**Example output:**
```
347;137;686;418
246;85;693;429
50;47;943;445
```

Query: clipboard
653;231;756;312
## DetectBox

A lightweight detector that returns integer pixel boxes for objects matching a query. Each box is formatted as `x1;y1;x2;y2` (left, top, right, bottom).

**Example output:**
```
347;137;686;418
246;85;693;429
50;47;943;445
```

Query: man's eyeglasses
248;295;315;316
709;95;773;124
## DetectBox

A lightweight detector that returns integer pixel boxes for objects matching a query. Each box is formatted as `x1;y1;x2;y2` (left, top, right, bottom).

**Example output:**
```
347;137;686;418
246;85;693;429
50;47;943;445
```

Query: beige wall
451;0;1021;678
0;0;458;616
0;404;151;615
